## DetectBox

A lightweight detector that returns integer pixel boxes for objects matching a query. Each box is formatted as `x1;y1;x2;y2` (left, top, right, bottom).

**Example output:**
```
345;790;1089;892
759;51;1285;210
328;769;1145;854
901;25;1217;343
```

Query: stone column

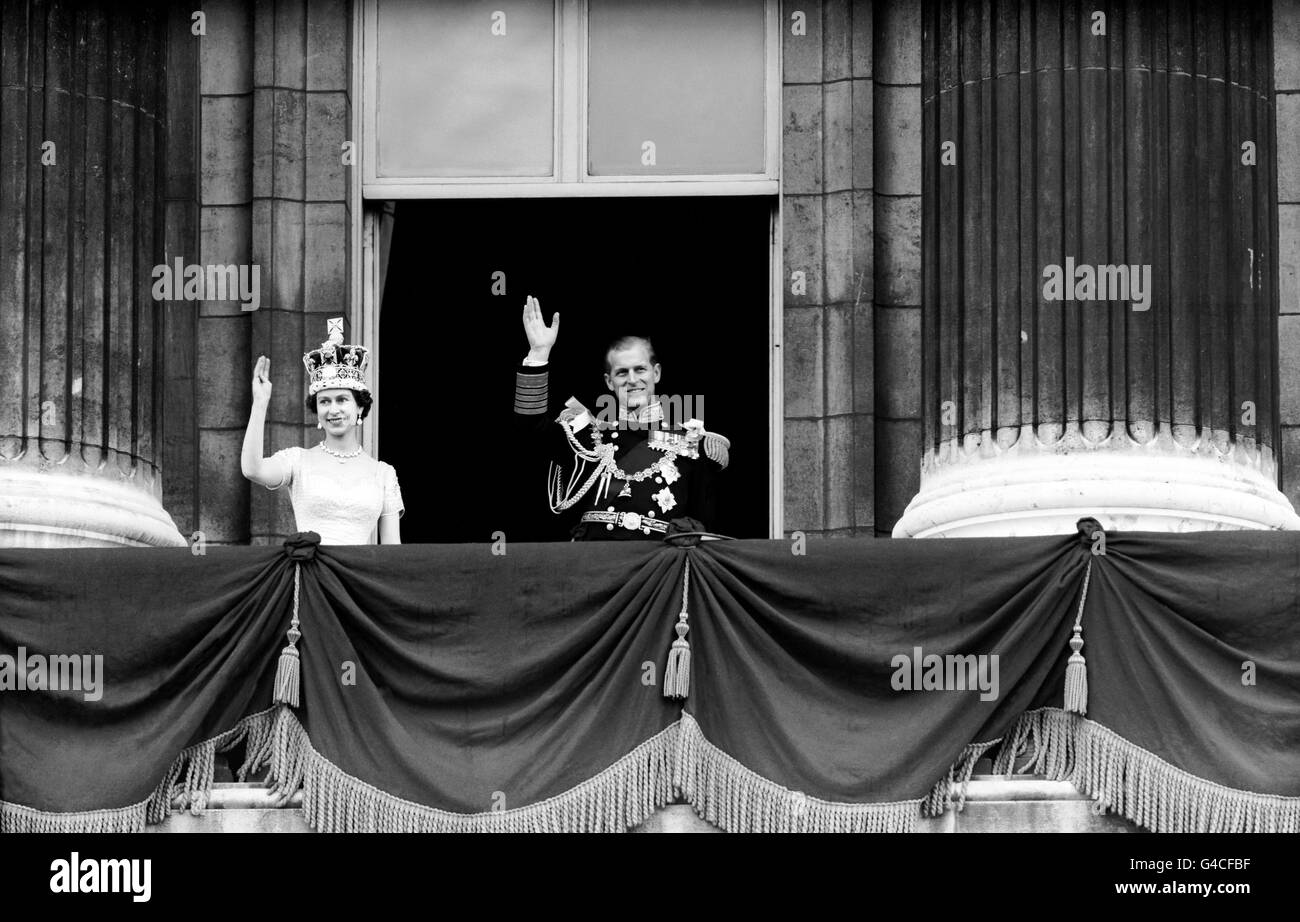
896;0;1299;537
0;0;184;548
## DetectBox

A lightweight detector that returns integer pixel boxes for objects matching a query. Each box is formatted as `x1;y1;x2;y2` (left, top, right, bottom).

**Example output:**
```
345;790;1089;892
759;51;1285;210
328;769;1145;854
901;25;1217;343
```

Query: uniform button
607;506;615;512
606;524;614;531
647;511;655;517
655;477;662;483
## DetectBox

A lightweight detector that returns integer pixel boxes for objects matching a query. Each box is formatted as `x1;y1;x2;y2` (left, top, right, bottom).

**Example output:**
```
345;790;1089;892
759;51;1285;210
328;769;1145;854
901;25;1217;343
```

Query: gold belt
580;510;669;535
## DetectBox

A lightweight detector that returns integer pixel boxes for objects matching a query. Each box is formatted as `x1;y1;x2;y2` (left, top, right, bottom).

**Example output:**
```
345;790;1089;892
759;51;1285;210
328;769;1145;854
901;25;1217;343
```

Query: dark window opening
379;197;772;543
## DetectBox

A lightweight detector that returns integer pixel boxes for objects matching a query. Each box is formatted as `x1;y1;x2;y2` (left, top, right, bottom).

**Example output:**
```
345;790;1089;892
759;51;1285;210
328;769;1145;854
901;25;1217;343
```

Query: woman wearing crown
240;320;403;544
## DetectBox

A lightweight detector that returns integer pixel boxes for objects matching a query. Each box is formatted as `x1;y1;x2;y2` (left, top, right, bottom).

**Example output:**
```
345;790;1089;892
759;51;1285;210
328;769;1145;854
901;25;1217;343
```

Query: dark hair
306;388;373;420
604;335;658;374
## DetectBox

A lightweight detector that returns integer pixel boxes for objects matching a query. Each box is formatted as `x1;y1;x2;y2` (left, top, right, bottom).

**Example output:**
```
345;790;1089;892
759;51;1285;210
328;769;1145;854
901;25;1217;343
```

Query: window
362;0;779;196
373;0;555;177
586;0;766;176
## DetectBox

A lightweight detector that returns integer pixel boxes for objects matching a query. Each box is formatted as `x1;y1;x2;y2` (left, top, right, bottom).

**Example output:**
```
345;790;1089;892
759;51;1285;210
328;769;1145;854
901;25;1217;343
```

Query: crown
303;317;370;395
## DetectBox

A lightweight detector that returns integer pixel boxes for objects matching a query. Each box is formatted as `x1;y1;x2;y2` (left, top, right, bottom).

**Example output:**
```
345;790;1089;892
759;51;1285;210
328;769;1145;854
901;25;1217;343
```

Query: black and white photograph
0;0;1296;902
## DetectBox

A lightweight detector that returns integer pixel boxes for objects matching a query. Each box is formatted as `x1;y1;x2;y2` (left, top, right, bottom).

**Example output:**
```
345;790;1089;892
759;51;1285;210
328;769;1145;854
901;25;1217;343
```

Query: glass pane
587;0;766;176
375;0;554;177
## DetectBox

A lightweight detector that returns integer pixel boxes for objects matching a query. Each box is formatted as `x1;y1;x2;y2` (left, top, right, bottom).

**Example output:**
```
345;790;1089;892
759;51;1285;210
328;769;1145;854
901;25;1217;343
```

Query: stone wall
781;0;922;538
1276;0;1300;506
163;0;353;545
152;0;1298;543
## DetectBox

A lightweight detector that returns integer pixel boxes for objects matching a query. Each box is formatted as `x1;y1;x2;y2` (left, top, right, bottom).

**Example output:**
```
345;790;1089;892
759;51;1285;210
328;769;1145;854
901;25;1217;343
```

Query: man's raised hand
522;295;559;361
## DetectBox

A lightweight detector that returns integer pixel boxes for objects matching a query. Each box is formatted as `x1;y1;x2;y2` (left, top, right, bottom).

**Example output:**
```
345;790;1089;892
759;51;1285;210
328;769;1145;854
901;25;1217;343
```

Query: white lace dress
266;445;404;545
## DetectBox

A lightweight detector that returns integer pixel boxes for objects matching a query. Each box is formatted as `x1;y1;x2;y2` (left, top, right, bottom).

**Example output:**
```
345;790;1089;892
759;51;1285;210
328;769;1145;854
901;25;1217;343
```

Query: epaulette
556;397;593;432
702;431;730;469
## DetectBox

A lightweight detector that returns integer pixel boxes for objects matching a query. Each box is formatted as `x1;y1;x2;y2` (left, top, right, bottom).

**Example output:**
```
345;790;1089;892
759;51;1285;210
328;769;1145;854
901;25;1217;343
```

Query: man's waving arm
515;295;559;424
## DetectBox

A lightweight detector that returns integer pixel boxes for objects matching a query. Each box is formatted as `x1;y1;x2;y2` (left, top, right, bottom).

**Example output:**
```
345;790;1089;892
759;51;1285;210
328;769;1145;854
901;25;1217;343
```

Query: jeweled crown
303;317;370;395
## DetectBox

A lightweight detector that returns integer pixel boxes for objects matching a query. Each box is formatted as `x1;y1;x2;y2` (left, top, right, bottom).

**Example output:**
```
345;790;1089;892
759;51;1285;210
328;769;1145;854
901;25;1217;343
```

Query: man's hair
604;335;659;374
305;388;373;420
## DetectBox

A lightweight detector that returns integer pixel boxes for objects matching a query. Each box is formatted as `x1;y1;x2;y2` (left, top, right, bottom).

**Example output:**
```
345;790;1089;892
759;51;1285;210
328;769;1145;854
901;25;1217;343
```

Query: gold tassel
664;619;690;699
273;644;300;707
273;563;303;708
663;557;693;700
1064;559;1092;715
1064;628;1087;715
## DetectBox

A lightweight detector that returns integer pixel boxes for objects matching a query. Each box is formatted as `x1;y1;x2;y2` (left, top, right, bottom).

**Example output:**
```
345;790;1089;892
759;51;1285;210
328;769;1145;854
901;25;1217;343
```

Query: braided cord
1073;558;1092;630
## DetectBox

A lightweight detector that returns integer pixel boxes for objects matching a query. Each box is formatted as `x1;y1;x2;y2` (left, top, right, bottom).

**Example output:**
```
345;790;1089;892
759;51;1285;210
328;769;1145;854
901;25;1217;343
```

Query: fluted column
0;0;184;547
896;0;1299;537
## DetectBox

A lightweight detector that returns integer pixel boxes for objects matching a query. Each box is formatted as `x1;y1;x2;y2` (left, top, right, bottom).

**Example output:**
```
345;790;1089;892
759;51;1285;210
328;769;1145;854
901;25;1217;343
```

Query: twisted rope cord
292;562;301;630
1073;558;1092;631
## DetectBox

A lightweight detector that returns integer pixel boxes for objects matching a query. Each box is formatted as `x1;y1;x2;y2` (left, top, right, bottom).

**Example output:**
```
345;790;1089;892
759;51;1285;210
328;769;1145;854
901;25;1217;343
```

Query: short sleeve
381;463;404;518
265;446;301;491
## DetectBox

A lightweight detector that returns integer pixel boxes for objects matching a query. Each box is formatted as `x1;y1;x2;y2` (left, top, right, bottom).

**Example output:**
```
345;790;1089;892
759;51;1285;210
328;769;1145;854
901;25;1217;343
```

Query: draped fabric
1;529;1297;832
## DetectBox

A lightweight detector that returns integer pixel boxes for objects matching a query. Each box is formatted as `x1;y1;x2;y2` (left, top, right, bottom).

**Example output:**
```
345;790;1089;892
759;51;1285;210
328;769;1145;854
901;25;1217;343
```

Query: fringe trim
11;704;1296;834
675;712;921;832
257;706;680;832
0;799;150;834
922;738;1001;818
0;707;279;834
994;708;1300;833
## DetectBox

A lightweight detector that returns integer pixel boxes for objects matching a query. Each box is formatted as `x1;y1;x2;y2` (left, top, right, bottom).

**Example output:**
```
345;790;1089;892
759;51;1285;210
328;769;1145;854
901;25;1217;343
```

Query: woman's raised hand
522;295;559;358
252;355;273;405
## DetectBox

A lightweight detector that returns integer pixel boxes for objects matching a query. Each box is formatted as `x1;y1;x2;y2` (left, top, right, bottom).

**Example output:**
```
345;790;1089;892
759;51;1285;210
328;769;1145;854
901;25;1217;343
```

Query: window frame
360;0;781;198
353;0;785;539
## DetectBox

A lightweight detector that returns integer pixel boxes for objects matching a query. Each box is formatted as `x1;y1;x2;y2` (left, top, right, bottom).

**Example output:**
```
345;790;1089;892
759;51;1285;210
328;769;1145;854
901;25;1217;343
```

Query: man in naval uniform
513;295;729;541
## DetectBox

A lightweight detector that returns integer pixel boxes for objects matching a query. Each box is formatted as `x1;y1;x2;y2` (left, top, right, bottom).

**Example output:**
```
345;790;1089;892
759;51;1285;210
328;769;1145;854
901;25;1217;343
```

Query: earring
317;421;323;429
356;418;362;426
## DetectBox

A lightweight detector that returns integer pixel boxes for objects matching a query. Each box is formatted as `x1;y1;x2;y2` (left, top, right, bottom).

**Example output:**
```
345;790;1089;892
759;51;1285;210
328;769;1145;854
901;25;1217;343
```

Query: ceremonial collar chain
551;417;686;513
589;428;683;482
609;446;679;484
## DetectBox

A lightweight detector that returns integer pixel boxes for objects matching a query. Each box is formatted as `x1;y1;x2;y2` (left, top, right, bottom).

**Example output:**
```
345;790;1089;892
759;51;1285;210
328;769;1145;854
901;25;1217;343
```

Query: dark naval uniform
514;362;728;540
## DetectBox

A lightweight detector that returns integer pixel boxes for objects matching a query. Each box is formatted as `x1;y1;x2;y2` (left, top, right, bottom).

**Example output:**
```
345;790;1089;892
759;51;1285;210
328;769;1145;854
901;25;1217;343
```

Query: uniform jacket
514;362;727;540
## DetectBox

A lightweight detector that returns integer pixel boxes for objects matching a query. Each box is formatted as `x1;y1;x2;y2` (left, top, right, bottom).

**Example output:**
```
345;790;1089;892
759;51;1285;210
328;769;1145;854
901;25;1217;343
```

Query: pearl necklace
319;441;363;460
